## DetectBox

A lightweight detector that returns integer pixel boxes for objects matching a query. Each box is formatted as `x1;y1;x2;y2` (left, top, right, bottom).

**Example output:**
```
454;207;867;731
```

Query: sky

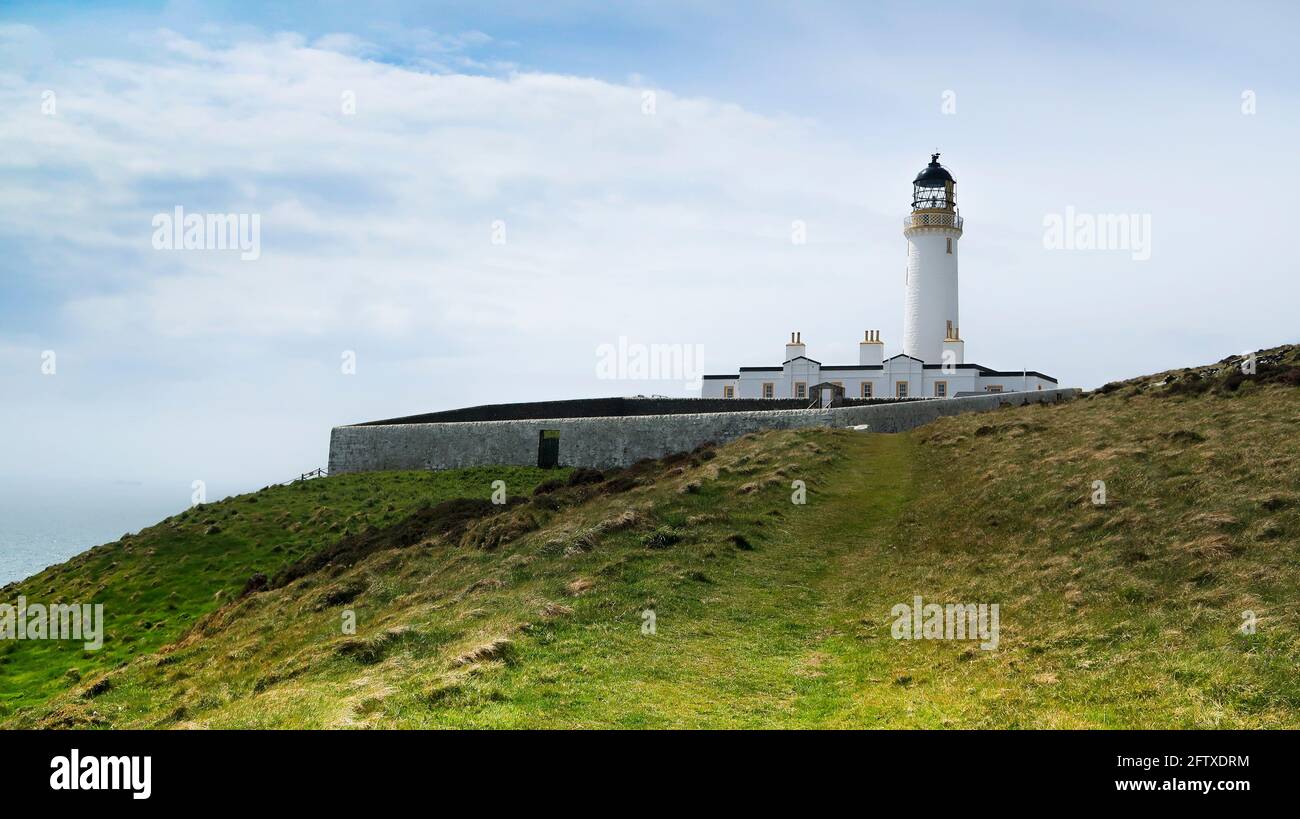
1;0;1297;502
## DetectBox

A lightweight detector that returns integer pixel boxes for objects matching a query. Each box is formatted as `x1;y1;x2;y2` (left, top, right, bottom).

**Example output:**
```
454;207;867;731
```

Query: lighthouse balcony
903;212;963;231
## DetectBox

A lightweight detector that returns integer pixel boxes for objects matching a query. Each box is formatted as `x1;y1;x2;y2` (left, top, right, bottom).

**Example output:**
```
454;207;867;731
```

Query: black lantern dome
911;153;956;211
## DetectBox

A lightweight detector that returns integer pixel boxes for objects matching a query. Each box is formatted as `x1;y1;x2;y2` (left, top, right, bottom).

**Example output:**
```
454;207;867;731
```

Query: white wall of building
859;336;884;366
702;354;1056;400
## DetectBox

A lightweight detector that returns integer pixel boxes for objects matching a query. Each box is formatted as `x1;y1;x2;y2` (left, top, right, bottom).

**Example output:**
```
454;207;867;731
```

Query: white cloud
1;28;880;346
0;27;891;485
1;21;1296;490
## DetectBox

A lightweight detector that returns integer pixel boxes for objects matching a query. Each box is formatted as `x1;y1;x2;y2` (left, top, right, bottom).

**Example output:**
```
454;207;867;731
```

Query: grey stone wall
328;388;1079;474
826;387;1080;432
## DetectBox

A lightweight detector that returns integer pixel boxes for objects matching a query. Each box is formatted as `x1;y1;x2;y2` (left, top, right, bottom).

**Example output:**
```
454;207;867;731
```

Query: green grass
3;345;1298;728
0;466;567;720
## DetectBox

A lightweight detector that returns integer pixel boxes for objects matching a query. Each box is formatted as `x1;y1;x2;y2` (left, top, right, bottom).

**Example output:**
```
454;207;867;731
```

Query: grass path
783;431;923;727
473;430;918;728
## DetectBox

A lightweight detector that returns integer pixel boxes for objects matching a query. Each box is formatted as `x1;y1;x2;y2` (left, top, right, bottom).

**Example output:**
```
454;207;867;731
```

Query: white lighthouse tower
700;152;1061;400
902;153;963;365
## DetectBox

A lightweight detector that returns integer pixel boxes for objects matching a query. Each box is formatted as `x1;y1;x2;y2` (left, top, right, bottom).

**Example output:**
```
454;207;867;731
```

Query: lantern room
911;153;956;212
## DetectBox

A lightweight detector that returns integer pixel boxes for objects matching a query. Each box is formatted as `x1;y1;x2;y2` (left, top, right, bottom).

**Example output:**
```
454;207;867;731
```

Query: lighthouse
902;153;963;365
700;153;1058;400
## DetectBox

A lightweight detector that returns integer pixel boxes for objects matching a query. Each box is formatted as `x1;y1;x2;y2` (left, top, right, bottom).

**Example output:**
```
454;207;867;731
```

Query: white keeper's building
702;154;1057;401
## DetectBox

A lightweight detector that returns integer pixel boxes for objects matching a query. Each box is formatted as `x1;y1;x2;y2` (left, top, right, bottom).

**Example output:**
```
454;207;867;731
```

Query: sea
0;482;191;586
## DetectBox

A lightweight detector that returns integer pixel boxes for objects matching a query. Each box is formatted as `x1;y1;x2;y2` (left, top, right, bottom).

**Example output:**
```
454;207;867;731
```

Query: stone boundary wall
826;387;1080;432
328;388;1080;474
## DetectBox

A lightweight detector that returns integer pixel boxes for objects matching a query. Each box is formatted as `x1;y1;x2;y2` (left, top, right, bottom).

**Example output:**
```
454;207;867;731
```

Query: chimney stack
942;323;964;365
859;329;884;366
785;331;806;362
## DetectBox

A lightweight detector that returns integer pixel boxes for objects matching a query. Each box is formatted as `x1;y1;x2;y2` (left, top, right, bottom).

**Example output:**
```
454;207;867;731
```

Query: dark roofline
886;353;925;362
920;363;1057;382
738;366;782;372
702;374;738;380
782;355;822;365
352;395;920;426
980;371;1057;383
821;365;883;371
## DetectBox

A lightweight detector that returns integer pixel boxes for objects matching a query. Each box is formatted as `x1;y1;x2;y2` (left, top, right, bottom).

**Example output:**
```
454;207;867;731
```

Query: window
934;381;947;398
762;382;774;399
985;384;1003;393
946;237;953;254
861;382;874;398
723;385;735;398
794;381;807;399
896;381;909;398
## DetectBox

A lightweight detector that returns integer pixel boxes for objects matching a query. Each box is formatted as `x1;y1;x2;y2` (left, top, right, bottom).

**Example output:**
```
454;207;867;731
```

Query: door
537;429;560;468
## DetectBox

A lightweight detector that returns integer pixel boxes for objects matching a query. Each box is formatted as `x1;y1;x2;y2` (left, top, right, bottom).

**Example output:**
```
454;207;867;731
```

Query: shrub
566;468;605;487
532;479;565;496
641;526;682;549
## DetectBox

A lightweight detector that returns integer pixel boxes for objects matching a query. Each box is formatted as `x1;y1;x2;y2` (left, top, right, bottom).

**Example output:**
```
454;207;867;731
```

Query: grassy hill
0;466;569;719
3;345;1298;728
